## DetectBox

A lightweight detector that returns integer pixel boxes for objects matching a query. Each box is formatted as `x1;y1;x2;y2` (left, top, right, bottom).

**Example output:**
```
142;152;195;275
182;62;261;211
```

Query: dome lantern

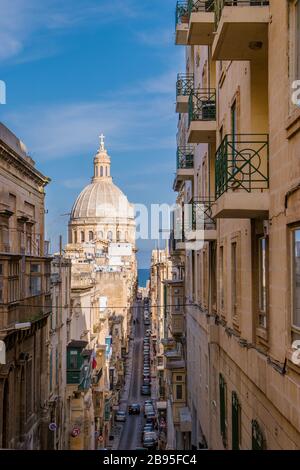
93;133;111;182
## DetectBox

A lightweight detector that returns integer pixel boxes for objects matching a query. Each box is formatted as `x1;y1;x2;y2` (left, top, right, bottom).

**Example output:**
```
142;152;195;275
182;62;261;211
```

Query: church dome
71;179;133;220
70;135;134;222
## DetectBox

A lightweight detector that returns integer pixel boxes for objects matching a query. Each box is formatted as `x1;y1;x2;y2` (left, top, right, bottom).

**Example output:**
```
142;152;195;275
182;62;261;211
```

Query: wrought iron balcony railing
215;134;269;199
188;89;216;124
176;73;194;97
175;1;189;27
188;0;215;15
215;0;269;27
177;146;194;169
191;199;216;231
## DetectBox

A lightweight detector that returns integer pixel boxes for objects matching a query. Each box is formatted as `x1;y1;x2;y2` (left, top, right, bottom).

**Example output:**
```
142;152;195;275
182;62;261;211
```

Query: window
80;231;85;242
117;231;121;242
55;348;59;386
258;237;268;328
219;373;227;447
26;360;33;419
231;100;237;168
231;242;237;319
0;263;3;302
107;231;113;241
30;263;41;296
100;166;103;177
297;0;300;78
73;231;77;244
49;350;53;393
232;391;241;450
89;231;94;241
26;224;33;255
252;420;266;450
175;384;183;400
8;261;19;303
98;231;103;239
291;228;300;340
220;246;225;312
211;242;217;311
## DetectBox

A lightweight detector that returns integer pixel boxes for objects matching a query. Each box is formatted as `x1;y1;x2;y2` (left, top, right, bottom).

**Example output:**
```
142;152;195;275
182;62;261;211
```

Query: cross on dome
99;133;106;151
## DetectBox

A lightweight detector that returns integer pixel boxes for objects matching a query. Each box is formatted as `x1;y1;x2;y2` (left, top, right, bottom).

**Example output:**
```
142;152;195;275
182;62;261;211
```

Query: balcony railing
188;89;216;124
175;1;189;27
188;0;215;15
215;134;269;199
177;146;194;169
176;74;194;97
215;0;269;27
191;199;216;231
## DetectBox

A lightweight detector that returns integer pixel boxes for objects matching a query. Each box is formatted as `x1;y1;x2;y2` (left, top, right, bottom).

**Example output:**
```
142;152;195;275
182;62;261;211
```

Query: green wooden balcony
176;74;194;113
213;134;269;219
213;0;270;61
188;89;216;143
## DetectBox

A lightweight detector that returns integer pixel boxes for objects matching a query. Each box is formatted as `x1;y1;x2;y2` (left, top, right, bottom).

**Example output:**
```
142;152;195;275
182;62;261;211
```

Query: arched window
117;231;121;241
73;231;77;244
81;231;85;242
107;231;113;241
98;231;103;239
100;166;103;177
89;231;94;241
95;166;98;177
106;166;108;176
125;231;128;241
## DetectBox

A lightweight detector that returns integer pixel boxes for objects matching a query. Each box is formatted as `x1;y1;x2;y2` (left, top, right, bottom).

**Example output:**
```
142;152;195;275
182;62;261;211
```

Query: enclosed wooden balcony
187;89;216;144
213;134;269;218
176;74;194;113
175;1;189;45
188;0;215;45
212;0;270;61
173;146;194;191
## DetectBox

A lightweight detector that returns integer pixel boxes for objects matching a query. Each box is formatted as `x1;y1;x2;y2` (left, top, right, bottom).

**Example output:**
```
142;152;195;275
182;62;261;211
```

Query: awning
179;407;192;432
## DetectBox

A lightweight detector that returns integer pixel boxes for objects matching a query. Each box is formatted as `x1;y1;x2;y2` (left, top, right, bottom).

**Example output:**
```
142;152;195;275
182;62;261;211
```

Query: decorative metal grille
176;73;194;97
177;146;194;169
188;89;216;124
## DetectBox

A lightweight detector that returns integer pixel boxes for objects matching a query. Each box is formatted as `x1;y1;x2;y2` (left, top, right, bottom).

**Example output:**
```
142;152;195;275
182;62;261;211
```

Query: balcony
188;0;215;45
212;0;270;61
188;89;216;144
176;74;194;113
173;146;194;191
185;199;217;242
213;134;269;218
171;311;184;337
175;1;189;45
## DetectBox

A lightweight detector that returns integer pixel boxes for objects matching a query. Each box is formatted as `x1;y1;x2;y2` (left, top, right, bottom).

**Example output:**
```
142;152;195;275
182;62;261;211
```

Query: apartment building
48;253;72;449
0;122;51;449
173;0;300;450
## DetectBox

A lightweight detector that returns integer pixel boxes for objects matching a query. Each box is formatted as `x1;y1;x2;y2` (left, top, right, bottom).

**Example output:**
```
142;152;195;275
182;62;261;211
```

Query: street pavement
115;299;156;450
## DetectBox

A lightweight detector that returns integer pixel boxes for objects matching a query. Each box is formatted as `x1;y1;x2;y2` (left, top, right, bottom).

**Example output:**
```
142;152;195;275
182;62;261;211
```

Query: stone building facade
167;0;300;450
0;123;51;449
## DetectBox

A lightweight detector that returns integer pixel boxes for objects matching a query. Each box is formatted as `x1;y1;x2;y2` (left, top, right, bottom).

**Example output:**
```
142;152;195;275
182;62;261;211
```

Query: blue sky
0;0;184;268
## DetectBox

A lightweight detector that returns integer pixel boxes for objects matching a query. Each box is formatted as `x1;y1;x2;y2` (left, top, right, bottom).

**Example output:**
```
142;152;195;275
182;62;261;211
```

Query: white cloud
0;0;141;62
60;178;88;189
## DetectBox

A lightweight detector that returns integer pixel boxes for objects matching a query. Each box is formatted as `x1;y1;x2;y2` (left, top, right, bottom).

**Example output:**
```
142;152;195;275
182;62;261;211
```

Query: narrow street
118;300;145;450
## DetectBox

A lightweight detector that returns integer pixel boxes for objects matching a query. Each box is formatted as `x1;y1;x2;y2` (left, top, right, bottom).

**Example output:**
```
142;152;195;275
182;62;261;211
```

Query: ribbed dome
71;179;133;220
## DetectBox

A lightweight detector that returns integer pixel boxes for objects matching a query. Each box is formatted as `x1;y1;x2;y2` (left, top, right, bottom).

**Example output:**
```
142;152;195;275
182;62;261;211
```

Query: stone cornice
0;140;50;187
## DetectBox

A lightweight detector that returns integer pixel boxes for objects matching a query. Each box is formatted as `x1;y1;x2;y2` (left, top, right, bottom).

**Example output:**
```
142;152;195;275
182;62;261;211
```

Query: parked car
144;399;153;407
140;385;151;395
145;411;156;421
144;405;154;417
115;411;126;422
128;403;140;415
143;436;156;449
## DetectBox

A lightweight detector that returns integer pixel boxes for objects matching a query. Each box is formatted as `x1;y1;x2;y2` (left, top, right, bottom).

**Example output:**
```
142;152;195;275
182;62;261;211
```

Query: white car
115;411;126;422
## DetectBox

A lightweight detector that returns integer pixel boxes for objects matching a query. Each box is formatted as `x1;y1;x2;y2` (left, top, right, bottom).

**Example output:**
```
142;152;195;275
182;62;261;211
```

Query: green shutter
252;419;266;450
219;373;227;446
232;391;241;450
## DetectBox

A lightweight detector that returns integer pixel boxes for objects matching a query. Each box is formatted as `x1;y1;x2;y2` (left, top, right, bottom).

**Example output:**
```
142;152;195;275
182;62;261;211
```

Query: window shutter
219;373;227;446
232;391;240;450
252;419;266;450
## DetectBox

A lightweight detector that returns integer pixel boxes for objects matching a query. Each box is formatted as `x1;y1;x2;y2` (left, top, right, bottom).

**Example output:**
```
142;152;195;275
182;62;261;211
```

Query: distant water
138;269;150;288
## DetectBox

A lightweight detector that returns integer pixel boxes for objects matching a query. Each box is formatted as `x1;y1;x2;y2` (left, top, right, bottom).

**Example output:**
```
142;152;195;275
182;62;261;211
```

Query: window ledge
256;326;268;342
286;107;300;139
